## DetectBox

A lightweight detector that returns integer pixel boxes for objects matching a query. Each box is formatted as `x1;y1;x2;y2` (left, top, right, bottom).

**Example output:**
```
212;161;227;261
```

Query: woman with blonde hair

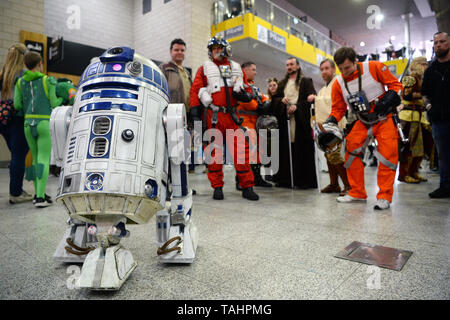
0;43;33;204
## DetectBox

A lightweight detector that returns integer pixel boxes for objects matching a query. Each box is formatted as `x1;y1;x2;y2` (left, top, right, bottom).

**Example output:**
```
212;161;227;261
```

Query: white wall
133;0;213;74
189;0;214;74
44;0;134;50
0;0;45;70
134;0;192;66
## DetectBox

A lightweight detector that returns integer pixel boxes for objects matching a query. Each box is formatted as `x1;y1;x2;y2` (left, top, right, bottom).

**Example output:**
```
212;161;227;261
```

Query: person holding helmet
312;58;351;196
190;36;259;201
324;47;403;210
235;61;272;190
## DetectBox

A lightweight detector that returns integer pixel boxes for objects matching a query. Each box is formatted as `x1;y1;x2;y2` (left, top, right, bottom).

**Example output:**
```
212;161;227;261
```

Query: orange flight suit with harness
190;58;254;189
329;61;403;202
236;77;270;164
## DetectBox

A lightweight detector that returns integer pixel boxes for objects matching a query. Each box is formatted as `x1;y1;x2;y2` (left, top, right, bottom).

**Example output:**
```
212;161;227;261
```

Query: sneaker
339;185;352;197
429;188;450;199
374;199;390;210
9;191;33;204
336;194;366;203
34;195;53;208
33;194;51;205
213;187;224;200
242;187;259;201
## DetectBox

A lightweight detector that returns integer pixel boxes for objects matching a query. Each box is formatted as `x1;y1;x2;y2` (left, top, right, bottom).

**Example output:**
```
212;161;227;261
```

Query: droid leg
157;103;198;263
77;216;135;290
53;218;97;263
156;191;198;263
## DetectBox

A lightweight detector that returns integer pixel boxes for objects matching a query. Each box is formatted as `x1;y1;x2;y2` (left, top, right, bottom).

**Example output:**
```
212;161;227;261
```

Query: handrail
212;0;341;55
268;0;337;46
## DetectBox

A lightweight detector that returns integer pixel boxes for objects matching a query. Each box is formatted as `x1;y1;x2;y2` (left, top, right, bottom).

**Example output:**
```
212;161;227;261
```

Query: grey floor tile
382;236;450;269
333;260;449;300
0;165;448;300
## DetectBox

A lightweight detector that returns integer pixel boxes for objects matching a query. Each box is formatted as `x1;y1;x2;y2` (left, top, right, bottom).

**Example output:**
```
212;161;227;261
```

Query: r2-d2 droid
51;47;198;290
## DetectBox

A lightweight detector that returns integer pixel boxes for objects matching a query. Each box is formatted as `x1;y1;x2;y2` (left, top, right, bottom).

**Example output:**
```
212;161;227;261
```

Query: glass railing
212;0;341;56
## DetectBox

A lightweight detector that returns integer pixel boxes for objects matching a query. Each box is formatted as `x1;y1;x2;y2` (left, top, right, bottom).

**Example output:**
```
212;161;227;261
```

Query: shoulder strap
343;64;362;95
42;76;49;98
17;77;22;91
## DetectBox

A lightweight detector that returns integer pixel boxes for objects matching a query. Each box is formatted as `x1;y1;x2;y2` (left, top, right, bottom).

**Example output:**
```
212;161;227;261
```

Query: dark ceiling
287;0;438;58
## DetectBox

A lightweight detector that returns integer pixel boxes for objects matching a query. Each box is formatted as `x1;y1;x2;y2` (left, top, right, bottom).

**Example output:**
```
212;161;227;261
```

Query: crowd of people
0;31;448;211
169;32;450;209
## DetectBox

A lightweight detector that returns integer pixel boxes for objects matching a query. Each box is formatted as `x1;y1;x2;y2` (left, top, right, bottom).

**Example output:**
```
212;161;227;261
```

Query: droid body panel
51;47;197;290
57;49;169;224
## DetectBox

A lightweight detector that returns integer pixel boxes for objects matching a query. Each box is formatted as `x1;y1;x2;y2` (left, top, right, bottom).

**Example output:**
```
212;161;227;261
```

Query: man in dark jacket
160;39;192;112
271;57;317;189
422;32;450;198
160;39;197;172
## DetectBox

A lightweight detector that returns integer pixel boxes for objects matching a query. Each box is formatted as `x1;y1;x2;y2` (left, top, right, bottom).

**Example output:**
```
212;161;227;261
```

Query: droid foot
78;245;137;290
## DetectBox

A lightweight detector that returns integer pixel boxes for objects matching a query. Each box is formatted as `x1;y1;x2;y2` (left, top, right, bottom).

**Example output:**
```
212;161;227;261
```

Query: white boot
374;199;390;210
336;194;367;203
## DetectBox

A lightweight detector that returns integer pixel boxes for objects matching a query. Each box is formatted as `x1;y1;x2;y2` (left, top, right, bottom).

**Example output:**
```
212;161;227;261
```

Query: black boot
213;187;224;200
235;176;243;191
242;187;259;201
252;164;272;187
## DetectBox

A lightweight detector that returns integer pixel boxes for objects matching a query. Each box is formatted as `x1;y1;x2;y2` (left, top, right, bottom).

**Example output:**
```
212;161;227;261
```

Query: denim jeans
0;116;29;196
432;121;450;190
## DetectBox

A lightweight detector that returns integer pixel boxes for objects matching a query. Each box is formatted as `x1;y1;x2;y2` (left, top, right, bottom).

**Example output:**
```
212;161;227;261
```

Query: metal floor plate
334;241;413;271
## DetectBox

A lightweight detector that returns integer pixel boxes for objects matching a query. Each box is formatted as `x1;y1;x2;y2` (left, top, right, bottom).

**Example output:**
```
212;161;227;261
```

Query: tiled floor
0;164;448;300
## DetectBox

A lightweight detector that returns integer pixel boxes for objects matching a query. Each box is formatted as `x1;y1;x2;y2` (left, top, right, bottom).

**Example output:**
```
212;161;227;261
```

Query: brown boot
321;162;341;193
335;163;352;196
405;176;420;183
413;173;427;182
410;157;427;182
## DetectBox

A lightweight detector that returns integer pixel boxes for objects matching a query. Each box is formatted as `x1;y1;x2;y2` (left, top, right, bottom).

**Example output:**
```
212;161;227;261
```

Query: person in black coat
271;57;317;189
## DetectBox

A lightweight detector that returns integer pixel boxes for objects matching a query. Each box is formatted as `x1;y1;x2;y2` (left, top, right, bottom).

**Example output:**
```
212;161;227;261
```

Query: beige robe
284;78;299;142
313;76;346;129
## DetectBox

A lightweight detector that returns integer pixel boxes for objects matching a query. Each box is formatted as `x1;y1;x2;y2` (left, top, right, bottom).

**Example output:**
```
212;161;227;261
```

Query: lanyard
343;64;362;95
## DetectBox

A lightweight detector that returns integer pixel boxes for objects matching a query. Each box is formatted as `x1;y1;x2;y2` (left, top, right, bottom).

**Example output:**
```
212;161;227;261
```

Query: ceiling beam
414;0;434;17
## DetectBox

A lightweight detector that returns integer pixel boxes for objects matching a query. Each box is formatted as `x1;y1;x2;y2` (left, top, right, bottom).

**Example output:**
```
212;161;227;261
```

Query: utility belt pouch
347;90;371;115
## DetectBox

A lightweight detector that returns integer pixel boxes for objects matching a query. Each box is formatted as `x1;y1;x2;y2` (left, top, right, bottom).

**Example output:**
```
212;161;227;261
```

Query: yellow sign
211;13;335;67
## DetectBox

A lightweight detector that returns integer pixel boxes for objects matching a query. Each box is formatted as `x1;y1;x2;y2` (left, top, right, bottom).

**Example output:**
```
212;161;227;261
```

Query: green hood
22;70;45;82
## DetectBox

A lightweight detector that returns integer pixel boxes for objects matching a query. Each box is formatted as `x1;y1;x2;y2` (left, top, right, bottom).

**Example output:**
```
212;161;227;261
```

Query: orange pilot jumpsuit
330;61;403;202
190;58;254;190
236;77;269;164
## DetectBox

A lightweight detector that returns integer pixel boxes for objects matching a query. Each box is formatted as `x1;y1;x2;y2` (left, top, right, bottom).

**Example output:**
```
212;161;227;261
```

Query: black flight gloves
373;90;400;116
324;115;338;125
232;89;253;103
257;100;272;116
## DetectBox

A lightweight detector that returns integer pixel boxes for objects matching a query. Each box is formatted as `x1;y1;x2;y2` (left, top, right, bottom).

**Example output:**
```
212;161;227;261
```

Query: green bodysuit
14;71;63;199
